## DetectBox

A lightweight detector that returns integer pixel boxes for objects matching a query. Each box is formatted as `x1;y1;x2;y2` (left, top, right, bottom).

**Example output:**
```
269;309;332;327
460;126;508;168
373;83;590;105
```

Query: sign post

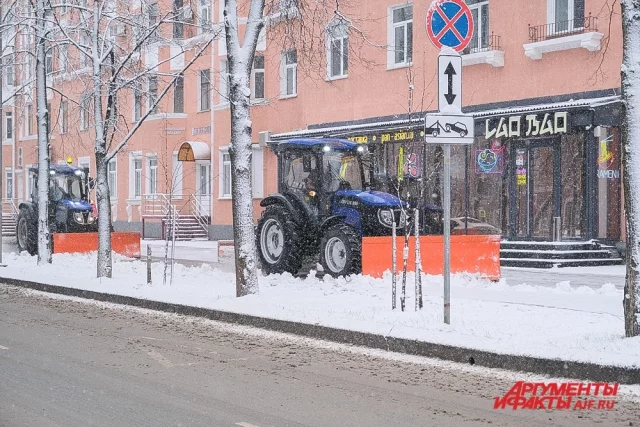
426;0;474;324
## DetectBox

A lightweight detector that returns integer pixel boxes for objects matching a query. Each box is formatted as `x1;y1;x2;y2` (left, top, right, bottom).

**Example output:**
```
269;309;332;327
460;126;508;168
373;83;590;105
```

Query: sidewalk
0;249;637;374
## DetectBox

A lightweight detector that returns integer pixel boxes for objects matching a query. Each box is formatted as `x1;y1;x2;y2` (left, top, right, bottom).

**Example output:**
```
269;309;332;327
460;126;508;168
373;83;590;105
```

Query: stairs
166;215;208;241
500;240;623;268
1;205;17;238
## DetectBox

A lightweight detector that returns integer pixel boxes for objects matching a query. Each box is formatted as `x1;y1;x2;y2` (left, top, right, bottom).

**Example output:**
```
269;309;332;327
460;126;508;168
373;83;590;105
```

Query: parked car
450;217;500;235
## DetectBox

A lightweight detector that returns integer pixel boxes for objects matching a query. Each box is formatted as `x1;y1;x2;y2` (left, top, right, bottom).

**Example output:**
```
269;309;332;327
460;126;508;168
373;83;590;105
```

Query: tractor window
323;153;364;192
284;153;317;192
50;175;84;201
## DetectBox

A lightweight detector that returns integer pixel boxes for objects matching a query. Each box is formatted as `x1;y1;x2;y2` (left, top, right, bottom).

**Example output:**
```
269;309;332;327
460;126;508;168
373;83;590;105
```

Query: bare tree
42;0;216;277
620;0;640;337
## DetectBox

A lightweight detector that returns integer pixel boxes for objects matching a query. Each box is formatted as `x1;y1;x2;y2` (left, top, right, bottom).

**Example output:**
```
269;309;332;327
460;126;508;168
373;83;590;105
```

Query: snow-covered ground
1;250;638;369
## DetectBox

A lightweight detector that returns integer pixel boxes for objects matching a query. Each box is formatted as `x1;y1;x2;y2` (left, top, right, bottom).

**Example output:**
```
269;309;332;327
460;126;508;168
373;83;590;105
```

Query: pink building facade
2;0;626;246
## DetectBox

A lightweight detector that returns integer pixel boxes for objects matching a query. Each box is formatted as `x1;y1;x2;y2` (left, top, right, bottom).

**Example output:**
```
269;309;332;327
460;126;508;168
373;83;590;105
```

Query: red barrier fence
53;232;141;258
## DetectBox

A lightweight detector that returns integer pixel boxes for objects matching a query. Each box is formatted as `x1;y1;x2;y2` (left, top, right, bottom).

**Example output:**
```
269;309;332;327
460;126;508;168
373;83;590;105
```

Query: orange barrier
53;232;141;258
362;235;501;280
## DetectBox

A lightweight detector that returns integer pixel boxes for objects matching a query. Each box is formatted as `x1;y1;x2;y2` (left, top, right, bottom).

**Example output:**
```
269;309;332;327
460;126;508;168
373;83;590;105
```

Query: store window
596;127;621;240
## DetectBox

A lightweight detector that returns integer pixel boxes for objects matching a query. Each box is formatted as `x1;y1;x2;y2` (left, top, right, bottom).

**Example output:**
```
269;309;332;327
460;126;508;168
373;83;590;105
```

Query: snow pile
2;250;638;368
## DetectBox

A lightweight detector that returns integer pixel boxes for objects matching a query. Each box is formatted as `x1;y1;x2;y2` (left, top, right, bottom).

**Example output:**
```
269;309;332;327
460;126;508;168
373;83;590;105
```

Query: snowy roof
270;95;621;140
471;95;622;118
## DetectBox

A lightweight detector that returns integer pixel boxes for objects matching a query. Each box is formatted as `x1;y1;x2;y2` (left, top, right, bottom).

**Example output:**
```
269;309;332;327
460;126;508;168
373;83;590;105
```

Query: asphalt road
0;284;638;427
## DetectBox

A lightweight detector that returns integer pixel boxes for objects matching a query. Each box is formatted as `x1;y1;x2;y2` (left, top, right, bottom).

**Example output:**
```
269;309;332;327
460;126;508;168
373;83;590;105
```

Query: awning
178;141;210;161
471;95;622;119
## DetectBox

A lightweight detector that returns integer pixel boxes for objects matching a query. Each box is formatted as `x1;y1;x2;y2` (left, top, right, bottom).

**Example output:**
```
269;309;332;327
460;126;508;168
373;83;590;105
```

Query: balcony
524;14;604;60
461;33;504;68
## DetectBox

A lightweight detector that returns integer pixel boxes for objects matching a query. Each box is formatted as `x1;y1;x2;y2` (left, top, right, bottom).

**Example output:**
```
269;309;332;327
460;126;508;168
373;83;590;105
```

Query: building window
6;60;14;86
199;0;211;32
17;147;22;167
108;158;117;199
80;34;90;68
132;155;142;198
45;47;53;74
222;152;231;197
27;104;33;135
219;60;229;104
280;49;297;97
6;169;12;199
327;21;348;79
58;44;68;72
147;156;157;195
133;83;142;121
388;4;413;67
148;75;158;114
148;3;159;42
174;73;184;113
60;101;68;133
468;1;489;52
548;0;585;32
80;96;90;130
199;69;210;111
5;112;12;140
173;0;184;39
251;55;265;100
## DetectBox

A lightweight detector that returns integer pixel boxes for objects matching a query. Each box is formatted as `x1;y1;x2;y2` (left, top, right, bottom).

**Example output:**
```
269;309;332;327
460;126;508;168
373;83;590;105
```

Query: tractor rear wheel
256;206;304;275
320;224;361;277
16;210;37;256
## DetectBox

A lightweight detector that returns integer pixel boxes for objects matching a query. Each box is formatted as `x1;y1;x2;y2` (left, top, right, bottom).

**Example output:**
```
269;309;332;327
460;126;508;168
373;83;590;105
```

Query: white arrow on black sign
438;54;462;113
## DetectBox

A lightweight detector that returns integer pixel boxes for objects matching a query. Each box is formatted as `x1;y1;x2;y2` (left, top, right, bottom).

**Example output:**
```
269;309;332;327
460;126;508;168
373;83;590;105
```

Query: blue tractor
256;138;407;277
17;164;97;255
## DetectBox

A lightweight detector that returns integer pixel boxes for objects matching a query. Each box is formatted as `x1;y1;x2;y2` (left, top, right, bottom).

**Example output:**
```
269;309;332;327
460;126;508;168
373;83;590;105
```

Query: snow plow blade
362;235;501;280
53;232;141;258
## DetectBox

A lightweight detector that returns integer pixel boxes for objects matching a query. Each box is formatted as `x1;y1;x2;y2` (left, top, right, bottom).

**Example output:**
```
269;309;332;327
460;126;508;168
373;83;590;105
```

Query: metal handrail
528;14;597;43
189;195;209;234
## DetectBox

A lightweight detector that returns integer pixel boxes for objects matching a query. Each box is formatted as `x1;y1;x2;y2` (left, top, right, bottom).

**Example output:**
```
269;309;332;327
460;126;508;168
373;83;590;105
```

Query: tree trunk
224;0;263;297
93;0;112;278
35;0;51;265
621;0;640;337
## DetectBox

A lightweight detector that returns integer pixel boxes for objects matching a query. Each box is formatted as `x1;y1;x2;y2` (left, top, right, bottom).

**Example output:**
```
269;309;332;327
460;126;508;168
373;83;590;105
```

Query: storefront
269;94;624;244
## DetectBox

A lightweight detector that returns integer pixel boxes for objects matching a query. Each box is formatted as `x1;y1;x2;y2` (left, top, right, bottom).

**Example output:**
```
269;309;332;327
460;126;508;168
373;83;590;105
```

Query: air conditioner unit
258;131;271;147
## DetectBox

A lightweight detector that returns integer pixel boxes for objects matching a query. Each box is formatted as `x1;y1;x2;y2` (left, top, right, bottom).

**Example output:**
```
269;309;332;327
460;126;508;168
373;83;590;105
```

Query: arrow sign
444;62;457;105
438;54;462;113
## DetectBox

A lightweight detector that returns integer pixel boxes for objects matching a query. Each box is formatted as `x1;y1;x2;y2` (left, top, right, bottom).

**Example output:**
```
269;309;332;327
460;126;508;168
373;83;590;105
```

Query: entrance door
511;140;561;239
16;171;23;203
195;162;211;217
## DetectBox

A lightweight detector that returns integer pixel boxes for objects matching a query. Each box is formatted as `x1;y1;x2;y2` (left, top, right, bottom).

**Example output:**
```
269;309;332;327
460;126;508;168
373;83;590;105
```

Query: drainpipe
585;108;597;241
209;29;215;238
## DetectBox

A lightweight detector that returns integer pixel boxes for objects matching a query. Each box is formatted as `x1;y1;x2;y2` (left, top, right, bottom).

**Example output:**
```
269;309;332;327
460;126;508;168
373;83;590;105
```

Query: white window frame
45;47;53;74
219;147;232;199
199;0;211;34
326;21;348;80
60;100;68;134
147;75;158;114
129;152;143;199
58;43;68;72
467;1;489;53
252;145;264;199
280;49;297;98
108;158;117;200
78;156;91;175
27;104;34;136
251;55;265;101
5;168;13;200
17;147;22;167
387;4;413;69
218;60;230;105
5;112;12;140
199;69;211;111
547;0;585;33
172;153;183;198
26;164;33;201
146;154;158;195
80;95;90;130
133;83;142;122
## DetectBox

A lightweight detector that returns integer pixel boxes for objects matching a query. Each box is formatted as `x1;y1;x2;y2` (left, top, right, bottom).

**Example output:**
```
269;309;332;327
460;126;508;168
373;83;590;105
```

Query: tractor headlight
86;212;95;224
73;212;85;224
377;209;406;229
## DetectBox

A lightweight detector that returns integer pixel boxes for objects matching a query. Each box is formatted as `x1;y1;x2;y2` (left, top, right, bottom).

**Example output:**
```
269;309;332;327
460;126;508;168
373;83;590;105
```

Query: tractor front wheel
320;224;362;277
256;206;304;275
16;211;37;256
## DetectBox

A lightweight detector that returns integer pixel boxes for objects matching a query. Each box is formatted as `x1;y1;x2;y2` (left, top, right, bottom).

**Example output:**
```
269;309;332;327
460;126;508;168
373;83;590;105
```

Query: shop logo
475;141;504;174
403;152;420;178
597;135;620;179
494;381;618;411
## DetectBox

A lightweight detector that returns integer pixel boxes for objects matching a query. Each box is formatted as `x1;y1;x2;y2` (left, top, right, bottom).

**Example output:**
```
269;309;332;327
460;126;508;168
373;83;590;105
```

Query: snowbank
2;251;638;368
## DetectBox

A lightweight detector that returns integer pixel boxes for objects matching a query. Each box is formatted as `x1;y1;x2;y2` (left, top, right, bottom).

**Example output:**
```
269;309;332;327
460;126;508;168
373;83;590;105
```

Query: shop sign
517;169;527;185
475;141;504;174
597;135;620;179
346;129;425;144
485;112;568;140
403;152;421;178
191;125;211;136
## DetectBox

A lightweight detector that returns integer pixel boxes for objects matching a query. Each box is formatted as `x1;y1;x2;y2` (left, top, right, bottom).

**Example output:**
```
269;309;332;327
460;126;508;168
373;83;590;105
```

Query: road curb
3;275;639;384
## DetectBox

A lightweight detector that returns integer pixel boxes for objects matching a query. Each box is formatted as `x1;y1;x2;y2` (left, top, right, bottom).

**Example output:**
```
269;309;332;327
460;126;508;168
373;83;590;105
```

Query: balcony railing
528;14;598;43
463;33;501;54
